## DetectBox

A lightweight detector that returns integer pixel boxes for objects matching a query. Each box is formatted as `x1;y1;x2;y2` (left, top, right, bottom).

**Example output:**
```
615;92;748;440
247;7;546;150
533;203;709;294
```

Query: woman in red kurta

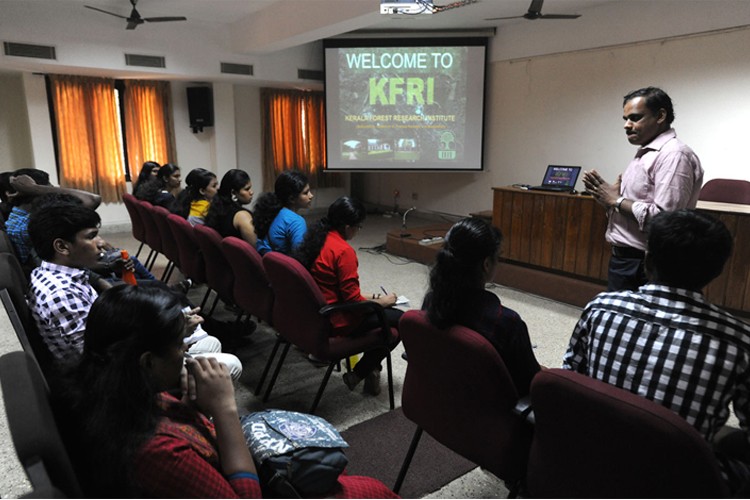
295;196;402;395
60;285;261;498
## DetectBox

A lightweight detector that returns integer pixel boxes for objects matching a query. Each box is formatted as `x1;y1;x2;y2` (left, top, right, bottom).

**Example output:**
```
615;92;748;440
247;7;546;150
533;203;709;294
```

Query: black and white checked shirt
28;261;98;363
563;284;750;442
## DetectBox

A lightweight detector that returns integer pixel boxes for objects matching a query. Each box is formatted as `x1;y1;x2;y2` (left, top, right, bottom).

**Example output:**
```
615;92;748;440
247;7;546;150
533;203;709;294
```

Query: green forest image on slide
338;46;467;163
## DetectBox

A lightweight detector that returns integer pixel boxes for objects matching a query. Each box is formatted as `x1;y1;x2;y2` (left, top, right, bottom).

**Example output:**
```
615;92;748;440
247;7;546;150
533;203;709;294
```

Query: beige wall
4;26;750;225
361;26;750;215
0;74;33;172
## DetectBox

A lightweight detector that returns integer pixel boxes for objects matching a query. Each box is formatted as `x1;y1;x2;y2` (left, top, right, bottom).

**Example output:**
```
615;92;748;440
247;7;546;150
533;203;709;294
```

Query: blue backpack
241;410;349;498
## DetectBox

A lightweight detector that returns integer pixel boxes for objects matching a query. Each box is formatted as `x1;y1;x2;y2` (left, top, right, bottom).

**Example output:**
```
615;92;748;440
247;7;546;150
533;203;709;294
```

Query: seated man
27;202;242;379
5;170;100;270
563;209;750;493
8;175;158;283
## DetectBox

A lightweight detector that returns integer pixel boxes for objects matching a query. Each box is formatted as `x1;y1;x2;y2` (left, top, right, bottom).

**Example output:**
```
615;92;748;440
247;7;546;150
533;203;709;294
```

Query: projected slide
324;38;487;171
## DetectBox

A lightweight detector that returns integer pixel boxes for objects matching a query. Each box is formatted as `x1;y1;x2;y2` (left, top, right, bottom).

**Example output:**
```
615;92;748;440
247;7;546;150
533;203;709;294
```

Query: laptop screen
542;165;581;188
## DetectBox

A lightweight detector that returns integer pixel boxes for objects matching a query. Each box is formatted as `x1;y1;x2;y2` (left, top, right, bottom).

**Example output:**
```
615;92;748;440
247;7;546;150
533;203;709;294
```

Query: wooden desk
491;187;750;316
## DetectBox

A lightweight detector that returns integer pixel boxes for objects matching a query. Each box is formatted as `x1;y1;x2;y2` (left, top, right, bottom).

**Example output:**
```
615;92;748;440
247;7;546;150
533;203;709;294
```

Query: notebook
528;165;581;193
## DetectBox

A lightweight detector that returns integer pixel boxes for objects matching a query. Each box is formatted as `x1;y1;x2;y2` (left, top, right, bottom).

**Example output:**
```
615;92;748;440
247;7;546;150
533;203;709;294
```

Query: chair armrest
319;301;391;342
513;395;535;425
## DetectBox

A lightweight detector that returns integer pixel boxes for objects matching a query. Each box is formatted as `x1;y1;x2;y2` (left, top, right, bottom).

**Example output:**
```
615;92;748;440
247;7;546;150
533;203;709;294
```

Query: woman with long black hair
423;217;541;396
295;196;401;396
173;168;218;226
253;170;312;255
132;161;160;197
60;285;259;498
135;163;182;210
205;169;256;246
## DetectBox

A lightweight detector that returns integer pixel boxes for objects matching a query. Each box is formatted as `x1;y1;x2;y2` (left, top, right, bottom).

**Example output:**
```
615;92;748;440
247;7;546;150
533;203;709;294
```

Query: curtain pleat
260;88;341;191
49;75;126;203
123;80;176;169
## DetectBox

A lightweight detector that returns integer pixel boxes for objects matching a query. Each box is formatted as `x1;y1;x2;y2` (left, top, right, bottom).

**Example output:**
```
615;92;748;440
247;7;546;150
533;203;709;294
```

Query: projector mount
381;0;479;16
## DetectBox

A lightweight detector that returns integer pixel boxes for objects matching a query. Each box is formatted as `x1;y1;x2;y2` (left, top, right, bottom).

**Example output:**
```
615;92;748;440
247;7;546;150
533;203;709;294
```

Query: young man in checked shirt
564;209;750;493
27;202;242;378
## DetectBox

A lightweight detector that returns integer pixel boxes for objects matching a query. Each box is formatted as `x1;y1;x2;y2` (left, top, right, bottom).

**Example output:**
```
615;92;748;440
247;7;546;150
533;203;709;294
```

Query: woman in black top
204;169;256;246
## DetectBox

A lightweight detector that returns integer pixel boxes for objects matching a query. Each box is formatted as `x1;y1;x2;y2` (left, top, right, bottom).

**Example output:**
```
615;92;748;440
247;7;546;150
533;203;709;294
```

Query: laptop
528;165;581;193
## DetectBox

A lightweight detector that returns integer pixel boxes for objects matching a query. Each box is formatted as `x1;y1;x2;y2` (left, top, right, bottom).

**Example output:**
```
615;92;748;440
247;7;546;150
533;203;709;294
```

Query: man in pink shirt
582;87;704;291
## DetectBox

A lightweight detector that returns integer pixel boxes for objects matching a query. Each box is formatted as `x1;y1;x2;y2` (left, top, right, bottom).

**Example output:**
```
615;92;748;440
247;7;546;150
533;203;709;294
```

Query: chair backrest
133;199;162;253
121;193;146;242
149;204;180;265
0;228;17;256
0;351;83;498
699;178;750;204
0;253;55;379
398;309;530;481
166;213;206;284
221;236;273;324
526;368;730;498
262;252;332;354
193;224;234;302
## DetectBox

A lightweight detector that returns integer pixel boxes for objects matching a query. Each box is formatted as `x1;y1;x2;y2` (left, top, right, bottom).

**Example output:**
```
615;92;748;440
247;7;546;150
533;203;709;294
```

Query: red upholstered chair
166;214;210;308
0;253;56;383
132;199;161;271
220;236;275;392
121;193;147;259
525;369;730;498
0;351;83;498
261;252;398;414
193;224;236;316
699;178;750;204
148;204;180;282
393;310;531;495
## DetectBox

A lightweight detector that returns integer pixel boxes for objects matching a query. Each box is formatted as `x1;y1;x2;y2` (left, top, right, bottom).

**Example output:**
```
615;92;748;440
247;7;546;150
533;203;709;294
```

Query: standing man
583;87;703;291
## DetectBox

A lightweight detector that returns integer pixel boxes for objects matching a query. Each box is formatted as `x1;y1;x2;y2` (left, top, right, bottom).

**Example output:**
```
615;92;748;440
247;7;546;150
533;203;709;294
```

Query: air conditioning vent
3;42;56;60
125;53;165;68
298;69;324;81
221;62;253;76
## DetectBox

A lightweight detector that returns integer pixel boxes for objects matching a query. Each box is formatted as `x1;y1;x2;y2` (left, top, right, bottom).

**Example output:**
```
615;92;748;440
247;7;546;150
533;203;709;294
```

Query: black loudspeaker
186;86;214;133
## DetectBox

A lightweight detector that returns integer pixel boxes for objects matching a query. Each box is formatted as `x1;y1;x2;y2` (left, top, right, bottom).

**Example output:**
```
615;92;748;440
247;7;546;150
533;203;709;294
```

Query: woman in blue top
253;170;313;255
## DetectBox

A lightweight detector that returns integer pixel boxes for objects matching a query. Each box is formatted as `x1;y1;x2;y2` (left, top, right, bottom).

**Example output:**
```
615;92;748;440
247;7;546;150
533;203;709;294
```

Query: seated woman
131;161;160;198
205;169;257;246
135;163;182;210
173;168;218;226
423;217;541;397
295;196;401;396
60;285;260;498
253;170;312;255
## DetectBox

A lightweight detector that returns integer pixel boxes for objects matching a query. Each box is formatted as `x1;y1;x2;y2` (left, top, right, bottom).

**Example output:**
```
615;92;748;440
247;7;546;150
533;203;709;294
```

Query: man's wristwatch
614;196;626;213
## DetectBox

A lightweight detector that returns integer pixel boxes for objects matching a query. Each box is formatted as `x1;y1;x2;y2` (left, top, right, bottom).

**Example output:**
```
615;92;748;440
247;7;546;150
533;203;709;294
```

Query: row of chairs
394;309;730;498
122;193;396;414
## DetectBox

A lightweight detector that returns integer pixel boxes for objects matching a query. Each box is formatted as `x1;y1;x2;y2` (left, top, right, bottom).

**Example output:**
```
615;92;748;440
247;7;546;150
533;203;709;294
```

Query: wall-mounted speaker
186;86;214;133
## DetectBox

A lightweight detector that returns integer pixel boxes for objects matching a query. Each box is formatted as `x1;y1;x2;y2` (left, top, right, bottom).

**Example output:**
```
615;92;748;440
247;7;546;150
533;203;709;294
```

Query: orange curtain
123;80;176;169
260;88;340;190
49;75;126;203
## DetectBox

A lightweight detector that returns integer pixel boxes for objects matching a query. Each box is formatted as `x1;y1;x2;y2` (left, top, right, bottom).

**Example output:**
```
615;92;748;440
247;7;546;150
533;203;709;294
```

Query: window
47;75;176;203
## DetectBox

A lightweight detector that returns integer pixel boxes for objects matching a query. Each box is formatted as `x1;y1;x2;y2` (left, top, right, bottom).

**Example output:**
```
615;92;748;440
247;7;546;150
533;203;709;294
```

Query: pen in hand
380;286;388;295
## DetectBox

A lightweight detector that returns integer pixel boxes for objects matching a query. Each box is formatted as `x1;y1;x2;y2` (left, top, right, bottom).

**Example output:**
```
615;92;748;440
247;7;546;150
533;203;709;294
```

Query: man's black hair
647;209;732;290
623;87;675;125
29;203;100;262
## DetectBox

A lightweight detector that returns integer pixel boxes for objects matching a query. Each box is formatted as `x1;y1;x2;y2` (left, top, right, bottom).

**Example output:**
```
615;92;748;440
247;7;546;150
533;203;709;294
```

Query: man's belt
611;246;645;259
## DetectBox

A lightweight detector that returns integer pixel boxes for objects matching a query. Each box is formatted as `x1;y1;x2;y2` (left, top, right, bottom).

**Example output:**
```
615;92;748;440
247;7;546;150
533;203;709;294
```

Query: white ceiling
2;0;750;85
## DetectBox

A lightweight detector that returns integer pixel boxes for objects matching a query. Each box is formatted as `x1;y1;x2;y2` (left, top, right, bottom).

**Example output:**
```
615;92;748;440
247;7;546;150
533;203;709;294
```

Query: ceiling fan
485;0;581;21
85;0;187;30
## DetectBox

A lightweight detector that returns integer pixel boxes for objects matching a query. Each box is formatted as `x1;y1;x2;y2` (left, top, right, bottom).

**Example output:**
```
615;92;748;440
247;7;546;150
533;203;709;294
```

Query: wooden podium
491;186;608;307
491;186;750;316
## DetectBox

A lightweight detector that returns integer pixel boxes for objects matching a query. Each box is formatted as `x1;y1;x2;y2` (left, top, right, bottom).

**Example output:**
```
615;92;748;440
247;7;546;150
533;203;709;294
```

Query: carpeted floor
341;407;477;499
